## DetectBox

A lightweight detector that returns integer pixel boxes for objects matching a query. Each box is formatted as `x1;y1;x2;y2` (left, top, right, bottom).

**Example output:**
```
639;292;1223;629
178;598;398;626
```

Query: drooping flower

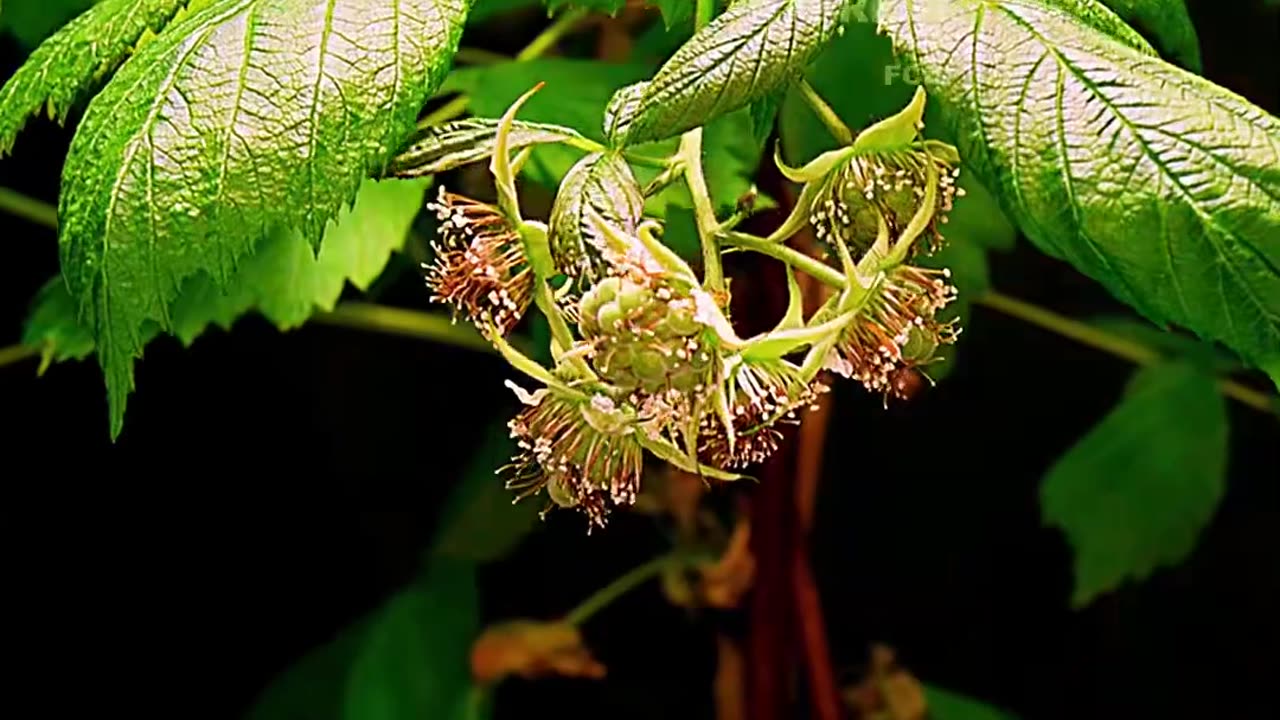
499;381;646;530
423;186;533;337
699;359;829;470
827;264;960;400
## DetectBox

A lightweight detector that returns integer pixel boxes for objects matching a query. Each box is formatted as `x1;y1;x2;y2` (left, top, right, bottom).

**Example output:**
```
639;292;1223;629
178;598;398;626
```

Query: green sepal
491;81;545;223
638;432;746;482
740;310;855;362
851;85;926;153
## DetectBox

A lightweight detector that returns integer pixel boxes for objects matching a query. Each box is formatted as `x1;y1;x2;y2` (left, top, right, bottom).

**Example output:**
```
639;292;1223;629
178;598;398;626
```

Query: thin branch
562;553;694;626
796;78;853;146
0;187;57;230
311;302;495;354
0;344;39;370
977;291;1277;415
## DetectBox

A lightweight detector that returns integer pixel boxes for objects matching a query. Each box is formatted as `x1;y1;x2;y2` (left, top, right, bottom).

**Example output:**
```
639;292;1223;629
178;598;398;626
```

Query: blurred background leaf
1041;361;1229;608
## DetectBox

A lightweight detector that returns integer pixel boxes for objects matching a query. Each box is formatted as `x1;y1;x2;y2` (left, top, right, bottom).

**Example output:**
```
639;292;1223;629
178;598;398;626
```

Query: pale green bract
52;0;470;437
878;0;1280;388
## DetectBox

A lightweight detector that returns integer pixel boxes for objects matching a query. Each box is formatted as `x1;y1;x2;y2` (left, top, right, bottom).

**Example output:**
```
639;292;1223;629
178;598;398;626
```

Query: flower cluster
416;85;968;531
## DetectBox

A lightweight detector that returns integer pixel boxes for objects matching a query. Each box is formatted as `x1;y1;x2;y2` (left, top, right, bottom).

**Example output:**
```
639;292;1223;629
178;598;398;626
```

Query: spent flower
423;186;533;338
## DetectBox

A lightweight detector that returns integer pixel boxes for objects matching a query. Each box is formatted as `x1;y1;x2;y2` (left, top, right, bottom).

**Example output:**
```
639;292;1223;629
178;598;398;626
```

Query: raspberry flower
500;380;646;530
699;358;829;470
423;186;533;338
827;264;960;401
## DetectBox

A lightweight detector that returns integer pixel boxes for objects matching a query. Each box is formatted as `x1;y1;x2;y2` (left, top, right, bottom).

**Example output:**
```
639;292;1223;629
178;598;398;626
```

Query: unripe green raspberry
576;276;713;395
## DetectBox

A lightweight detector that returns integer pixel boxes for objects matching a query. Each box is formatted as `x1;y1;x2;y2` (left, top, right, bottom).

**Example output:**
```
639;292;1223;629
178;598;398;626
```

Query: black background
2;1;1278;719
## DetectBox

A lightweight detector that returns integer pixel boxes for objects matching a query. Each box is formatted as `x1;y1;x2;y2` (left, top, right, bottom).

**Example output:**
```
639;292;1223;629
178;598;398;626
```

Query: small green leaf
652;0;692;27
549;152;645;279
1041;361;1228;608
1096;0;1201;70
879;0;1280;389
608;0;847;146
388;118;591;178
21;276;100;373
57;0;470;438
924;685;1020;720
170;177;432;344
0;0;190;154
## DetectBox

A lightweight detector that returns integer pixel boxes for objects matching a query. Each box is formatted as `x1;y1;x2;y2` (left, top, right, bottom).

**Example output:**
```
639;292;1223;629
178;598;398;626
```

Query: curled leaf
387;118;592;177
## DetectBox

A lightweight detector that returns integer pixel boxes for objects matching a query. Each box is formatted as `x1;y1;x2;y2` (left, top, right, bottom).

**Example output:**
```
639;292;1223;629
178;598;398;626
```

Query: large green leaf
1041;361;1228;608
0;0;189;153
55;0;470;438
607;0;848;146
23;177;433;411
1097;0;1201;71
169;177;432;344
877;0;1280;389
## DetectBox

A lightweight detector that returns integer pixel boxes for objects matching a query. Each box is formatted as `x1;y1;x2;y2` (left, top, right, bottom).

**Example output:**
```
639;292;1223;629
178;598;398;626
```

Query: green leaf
21;276;100;373
469;0;540;22
343;558;482;720
170;177;432;344
21;177;430;371
244;558;489;720
440;59;651;186
608;0;848;146
56;0;470;439
748;90;784;145
924;684;1020;720
1041;361;1228;608
0;0;97;48
0;0;190;154
544;0;623;15
652;0;692;27
388;118;591;178
1097;0;1201;70
878;0;1280;389
548;151;645;279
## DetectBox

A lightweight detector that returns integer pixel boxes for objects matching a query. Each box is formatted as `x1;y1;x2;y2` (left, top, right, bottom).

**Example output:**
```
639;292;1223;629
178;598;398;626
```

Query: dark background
1;1;1277;719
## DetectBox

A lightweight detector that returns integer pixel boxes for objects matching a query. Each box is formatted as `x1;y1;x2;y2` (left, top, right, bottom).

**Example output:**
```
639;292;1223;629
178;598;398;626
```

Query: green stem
722;231;845;289
0;187;57;229
977;291;1277;415
313;302;497;353
681;130;725;294
0;344;39;370
797;78;853;146
562;553;692;626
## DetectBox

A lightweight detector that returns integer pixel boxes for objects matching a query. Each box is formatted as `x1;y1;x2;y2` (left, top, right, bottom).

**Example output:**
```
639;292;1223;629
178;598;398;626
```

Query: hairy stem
562;553;693;626
796;79;853;146
722;231;845;288
0;187;57;229
681;130;726;294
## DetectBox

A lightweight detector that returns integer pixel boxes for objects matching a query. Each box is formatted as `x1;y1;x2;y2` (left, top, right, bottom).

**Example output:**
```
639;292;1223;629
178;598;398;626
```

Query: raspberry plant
1;0;1277;718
